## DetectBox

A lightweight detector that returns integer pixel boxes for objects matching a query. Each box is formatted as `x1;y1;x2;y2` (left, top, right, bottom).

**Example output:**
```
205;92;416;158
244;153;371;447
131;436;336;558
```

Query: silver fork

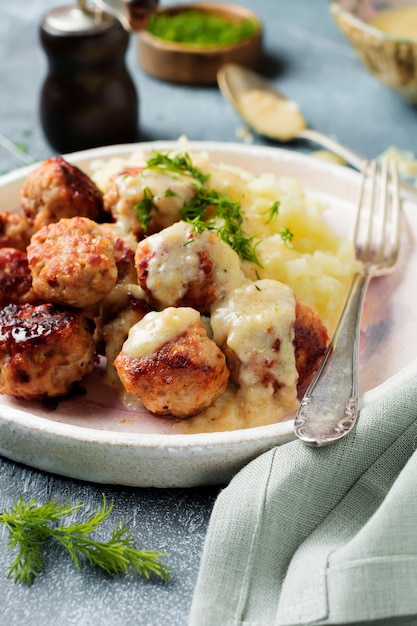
294;159;401;446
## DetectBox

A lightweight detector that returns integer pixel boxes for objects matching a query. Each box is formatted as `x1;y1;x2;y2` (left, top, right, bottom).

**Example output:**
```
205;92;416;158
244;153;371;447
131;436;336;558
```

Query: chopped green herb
134;186;156;231
164;189;176;197
146;152;208;185
263;200;280;224
279;227;294;247
263;201;293;246
15;144;28;155
147;10;258;47
180;187;260;264
0;496;171;585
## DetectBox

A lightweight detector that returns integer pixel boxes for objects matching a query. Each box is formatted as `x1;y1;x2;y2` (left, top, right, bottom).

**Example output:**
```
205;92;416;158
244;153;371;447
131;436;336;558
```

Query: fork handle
294;271;370;446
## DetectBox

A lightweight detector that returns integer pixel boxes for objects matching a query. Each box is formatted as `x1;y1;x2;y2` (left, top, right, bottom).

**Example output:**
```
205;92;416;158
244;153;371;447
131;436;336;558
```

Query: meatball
211;279;298;394
91;223;143;336
20;157;104;231
0;248;37;308
0;303;95;401
103;166;198;237
102;296;151;388
114;307;230;418
293;299;329;385
0;211;34;251
211;279;328;390
135;221;245;313
97;222;137;285
27;216;118;308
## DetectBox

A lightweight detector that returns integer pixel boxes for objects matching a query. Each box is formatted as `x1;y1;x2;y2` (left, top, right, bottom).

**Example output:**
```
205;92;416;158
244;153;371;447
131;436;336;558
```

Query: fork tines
354;158;400;275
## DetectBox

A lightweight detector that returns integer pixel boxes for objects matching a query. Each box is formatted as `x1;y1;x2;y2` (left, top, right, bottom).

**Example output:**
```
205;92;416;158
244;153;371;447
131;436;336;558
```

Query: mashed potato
205;161;361;334
91;142;360;336
242;173;361;334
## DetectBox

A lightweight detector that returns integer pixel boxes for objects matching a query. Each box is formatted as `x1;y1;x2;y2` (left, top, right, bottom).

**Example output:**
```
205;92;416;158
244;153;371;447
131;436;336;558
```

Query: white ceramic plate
0;141;416;487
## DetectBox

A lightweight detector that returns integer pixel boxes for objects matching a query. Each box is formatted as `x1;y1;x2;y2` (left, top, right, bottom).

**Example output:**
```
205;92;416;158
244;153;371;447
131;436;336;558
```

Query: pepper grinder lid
42;0;117;34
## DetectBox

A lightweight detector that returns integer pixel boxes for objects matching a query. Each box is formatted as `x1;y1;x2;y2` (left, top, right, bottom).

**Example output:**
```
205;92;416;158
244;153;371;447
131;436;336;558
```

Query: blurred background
1;0;416;174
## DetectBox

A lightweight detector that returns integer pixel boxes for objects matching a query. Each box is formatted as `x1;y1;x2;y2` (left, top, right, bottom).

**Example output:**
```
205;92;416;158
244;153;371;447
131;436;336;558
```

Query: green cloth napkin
189;375;417;626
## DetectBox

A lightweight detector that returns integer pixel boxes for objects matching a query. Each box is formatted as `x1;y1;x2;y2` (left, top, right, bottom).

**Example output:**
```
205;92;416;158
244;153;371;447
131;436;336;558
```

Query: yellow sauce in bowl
369;4;417;41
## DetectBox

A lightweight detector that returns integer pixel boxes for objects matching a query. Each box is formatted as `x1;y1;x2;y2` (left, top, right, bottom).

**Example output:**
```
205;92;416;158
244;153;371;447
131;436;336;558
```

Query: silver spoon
217;63;417;203
217;63;366;169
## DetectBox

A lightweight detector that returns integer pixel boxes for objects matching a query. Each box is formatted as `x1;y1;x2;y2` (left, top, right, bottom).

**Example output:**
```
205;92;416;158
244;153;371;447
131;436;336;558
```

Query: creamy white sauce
212;278;297;389
144;221;245;308
177;371;298;434
123;306;199;358
139;168;197;214
237;89;306;142
176;278;299;433
115;169;197;233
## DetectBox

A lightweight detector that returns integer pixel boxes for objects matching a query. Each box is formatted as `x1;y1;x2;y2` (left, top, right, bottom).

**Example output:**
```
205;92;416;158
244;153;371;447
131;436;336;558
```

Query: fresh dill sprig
263;200;280;224
146;152;209;185
134;186;156;231
263;201;294;246
0;496;171;585
279;227;294;247
180;186;260;264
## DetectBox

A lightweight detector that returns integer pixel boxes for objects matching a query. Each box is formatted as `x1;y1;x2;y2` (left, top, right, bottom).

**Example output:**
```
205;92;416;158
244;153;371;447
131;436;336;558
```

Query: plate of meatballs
0;140;416;488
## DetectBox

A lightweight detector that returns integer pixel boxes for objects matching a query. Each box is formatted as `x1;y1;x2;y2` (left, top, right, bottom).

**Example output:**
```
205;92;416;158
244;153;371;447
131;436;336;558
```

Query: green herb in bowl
147;9;258;47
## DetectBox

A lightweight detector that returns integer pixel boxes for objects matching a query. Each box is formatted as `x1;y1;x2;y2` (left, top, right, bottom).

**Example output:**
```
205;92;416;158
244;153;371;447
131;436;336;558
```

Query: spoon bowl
218;63;307;142
217;63;366;169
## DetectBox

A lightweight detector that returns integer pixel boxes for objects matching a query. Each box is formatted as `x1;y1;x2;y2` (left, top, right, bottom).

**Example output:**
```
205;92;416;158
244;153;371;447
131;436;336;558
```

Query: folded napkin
189;375;417;626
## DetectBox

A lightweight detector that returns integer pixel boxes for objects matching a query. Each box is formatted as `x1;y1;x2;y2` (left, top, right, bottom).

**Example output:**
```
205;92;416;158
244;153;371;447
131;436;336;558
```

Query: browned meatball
293;299;329;385
222;301;328;388
102;296;151;388
0;303;95;401
90;224;141;337
114;307;230;418
211;279;329;393
103;166;198;237
27;216;118;308
135;221;244;313
0;248;38;308
97;223;137;285
20;157;104;231
0;211;34;251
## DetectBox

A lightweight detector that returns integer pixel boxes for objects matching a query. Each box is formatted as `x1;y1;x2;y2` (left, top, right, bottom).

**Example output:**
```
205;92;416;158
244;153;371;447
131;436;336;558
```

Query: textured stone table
0;1;416;624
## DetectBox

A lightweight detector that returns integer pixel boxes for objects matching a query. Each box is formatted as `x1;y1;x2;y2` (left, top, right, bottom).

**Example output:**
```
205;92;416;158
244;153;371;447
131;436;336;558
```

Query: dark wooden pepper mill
39;0;139;153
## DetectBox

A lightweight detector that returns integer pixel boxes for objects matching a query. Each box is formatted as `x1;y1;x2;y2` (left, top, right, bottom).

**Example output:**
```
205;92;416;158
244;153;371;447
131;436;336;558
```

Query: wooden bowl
330;0;417;103
137;3;263;85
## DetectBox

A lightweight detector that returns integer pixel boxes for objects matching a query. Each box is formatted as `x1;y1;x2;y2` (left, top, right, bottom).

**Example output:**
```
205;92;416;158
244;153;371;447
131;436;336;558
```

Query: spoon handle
297;128;365;169
298;128;417;204
293;272;369;446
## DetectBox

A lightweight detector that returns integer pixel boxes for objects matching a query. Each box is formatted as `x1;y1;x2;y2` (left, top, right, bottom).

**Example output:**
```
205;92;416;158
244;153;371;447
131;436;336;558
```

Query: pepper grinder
39;0;139;153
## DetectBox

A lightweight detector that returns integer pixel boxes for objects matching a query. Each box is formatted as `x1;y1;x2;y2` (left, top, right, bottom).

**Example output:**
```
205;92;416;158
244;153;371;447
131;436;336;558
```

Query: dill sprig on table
0;496;171;585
